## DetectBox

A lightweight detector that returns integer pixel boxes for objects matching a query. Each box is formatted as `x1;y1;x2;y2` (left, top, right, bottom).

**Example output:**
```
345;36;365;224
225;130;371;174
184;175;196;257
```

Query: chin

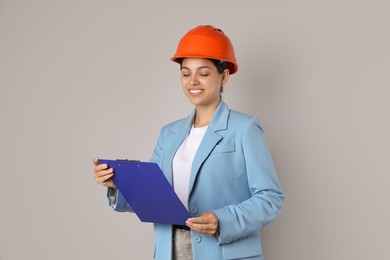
185;96;200;105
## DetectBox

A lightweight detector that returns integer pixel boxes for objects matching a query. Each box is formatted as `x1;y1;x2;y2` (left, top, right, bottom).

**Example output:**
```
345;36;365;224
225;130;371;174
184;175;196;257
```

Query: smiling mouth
189;89;203;94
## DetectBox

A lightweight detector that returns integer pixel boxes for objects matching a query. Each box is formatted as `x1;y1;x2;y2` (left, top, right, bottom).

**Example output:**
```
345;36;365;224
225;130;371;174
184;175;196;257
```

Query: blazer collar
207;99;230;133
188;100;231;196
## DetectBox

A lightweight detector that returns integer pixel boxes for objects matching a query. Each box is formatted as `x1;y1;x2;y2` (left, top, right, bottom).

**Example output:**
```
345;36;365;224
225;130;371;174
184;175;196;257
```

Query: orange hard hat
171;25;238;74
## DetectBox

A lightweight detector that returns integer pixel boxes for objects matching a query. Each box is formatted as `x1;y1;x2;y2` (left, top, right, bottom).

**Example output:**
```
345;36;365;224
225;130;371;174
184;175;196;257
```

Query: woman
93;25;284;260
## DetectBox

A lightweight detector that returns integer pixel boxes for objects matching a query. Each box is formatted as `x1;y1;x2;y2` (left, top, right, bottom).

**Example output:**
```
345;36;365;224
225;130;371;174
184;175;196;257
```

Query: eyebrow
181;66;211;70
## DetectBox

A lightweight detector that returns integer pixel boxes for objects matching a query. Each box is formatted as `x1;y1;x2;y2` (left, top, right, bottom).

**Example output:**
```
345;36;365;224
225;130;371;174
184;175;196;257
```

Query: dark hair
177;58;229;75
209;59;229;74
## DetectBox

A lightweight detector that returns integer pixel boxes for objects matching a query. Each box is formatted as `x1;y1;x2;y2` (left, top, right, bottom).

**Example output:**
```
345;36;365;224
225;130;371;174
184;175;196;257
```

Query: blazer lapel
188;101;230;195
163;110;195;184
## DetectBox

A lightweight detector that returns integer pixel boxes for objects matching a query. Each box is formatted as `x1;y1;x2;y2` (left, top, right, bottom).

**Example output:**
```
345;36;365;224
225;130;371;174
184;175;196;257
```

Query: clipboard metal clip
115;159;140;167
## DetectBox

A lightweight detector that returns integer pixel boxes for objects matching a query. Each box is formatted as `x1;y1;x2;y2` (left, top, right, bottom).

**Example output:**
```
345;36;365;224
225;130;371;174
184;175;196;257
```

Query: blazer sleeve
106;188;134;212
150;127;164;165
213;117;285;244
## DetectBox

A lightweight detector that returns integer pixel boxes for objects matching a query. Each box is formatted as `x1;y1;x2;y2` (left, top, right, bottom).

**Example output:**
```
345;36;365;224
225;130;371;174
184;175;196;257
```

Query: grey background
1;0;389;259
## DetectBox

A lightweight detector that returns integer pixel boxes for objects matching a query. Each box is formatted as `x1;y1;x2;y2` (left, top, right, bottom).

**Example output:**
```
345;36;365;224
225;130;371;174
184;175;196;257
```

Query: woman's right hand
93;156;117;189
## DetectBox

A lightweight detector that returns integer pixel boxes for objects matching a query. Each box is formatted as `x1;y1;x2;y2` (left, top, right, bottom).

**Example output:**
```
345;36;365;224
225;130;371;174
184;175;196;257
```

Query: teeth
190;89;203;94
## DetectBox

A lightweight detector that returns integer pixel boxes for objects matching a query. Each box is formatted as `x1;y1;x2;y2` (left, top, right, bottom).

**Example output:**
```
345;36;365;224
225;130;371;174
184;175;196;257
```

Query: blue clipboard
100;159;191;225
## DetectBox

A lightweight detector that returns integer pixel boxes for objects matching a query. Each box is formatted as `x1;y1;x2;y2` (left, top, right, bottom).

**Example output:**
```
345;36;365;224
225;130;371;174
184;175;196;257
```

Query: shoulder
228;109;263;132
163;116;188;129
159;114;192;137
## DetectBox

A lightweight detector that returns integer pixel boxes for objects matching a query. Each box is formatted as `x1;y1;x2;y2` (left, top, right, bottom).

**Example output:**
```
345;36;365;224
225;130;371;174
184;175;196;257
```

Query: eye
199;69;210;77
181;70;190;77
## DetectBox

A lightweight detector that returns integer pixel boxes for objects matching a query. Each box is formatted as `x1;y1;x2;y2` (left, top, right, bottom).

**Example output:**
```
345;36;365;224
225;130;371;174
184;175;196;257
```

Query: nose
190;75;200;86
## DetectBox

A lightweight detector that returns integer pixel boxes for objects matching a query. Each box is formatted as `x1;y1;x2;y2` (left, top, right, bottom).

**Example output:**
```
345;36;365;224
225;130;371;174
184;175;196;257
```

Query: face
181;58;229;110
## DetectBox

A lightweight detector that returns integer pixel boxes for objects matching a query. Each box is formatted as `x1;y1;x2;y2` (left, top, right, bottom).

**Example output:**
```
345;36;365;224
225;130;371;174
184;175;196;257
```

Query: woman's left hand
186;212;219;236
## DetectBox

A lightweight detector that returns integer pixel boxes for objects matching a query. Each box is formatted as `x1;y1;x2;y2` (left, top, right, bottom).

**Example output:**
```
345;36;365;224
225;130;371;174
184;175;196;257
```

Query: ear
221;69;230;86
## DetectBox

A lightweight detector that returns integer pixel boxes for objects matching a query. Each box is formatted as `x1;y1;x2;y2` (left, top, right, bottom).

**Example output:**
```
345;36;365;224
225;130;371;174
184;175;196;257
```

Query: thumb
93;156;100;166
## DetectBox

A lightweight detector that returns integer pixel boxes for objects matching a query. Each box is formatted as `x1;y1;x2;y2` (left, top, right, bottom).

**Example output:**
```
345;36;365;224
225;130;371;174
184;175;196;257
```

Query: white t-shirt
172;125;207;210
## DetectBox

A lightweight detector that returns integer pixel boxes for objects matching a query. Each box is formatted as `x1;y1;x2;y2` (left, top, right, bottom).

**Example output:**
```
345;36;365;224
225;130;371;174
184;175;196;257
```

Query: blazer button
194;235;202;244
190;207;198;214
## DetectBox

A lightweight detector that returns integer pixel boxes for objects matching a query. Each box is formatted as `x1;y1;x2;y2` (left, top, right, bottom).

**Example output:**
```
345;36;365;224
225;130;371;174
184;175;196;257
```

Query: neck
193;117;210;128
193;99;220;128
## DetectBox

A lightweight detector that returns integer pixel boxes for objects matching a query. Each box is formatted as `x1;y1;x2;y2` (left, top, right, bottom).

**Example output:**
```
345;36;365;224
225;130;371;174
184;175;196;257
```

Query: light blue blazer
108;100;284;260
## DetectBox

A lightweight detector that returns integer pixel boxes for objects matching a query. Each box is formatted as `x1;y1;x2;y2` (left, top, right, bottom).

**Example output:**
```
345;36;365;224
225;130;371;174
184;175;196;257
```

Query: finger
187;220;216;230
187;223;216;236
186;219;216;231
93;156;100;166
102;179;116;189
187;213;215;224
187;217;208;224
96;173;114;184
94;167;113;178
95;163;110;172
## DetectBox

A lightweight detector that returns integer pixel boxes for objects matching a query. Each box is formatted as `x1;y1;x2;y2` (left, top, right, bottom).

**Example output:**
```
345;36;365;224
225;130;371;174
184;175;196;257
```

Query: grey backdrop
1;0;389;259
